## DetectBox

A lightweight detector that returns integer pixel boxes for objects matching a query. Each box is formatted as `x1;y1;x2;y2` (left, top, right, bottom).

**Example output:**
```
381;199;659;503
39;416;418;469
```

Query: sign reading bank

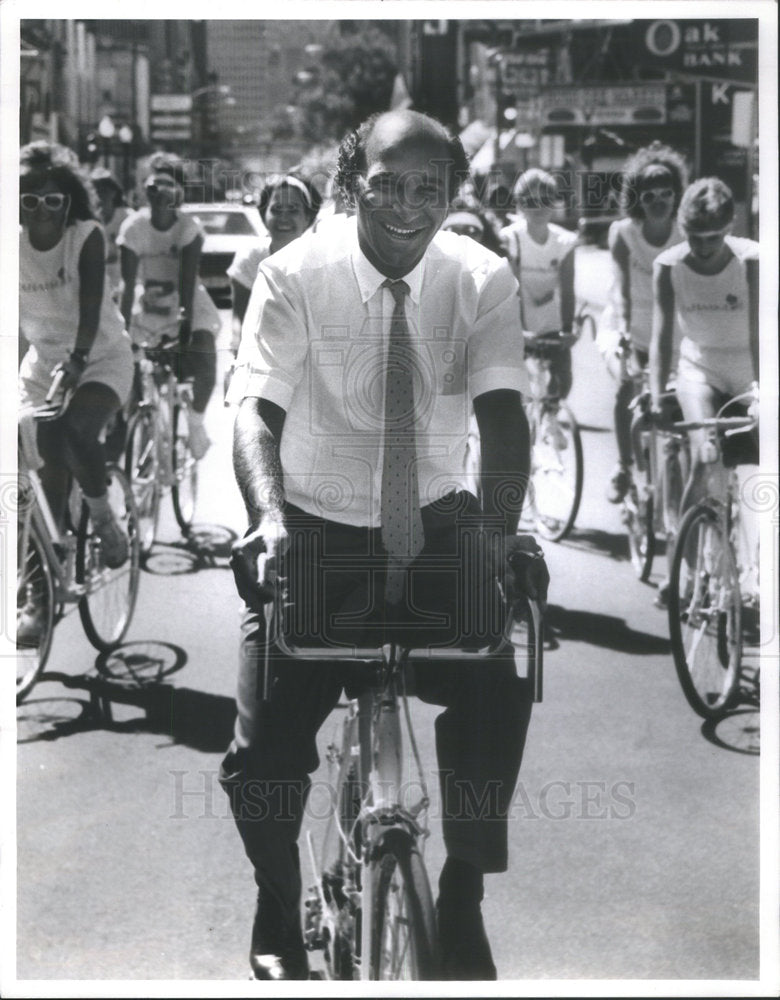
636;19;758;84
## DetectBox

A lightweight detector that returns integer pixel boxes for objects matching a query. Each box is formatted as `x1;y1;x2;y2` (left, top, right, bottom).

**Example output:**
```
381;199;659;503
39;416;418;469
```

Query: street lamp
97;114;115;168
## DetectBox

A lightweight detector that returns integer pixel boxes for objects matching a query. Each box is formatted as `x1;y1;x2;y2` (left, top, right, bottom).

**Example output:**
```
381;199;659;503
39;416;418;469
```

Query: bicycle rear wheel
171;398;198;532
78;466;141;651
124;408;160;555
369;828;438;980
668;502;742;718
16;522;56;703
525;403;583;542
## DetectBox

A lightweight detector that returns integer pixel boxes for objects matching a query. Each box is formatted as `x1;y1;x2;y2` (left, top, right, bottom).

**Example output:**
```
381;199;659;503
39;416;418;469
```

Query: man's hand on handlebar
229;521;288;613
497;533;549;611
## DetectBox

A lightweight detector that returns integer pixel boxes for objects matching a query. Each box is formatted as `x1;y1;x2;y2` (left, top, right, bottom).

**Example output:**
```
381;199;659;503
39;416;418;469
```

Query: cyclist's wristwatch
70;347;89;367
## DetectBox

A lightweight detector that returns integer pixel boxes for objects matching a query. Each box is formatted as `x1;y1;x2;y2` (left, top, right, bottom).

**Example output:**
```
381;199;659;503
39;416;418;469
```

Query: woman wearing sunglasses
18;142;135;571
600;142;688;505
118;153;220;459
650;178;759;514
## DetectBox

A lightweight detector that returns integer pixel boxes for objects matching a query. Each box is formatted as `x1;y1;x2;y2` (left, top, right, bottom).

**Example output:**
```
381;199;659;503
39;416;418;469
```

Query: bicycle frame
273;578;543;980
18;447;86;605
135;345;195;480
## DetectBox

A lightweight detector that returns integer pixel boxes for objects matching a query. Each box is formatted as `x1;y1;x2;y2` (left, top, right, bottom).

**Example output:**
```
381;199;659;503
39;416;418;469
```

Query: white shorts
19;338;134;409
129;283;221;348
677;348;753;399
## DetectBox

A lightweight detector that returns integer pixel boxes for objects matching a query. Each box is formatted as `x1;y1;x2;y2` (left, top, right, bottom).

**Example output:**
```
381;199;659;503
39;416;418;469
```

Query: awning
469;128;537;175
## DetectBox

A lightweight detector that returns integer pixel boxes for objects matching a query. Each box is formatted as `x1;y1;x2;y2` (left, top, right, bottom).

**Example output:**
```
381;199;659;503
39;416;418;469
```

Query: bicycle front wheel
623;476;655;581
78;466;141;651
171;399;198;532
124;409;160;555
526;403;583;542
16;522;56;703
369;828;438;980
668;502;742;718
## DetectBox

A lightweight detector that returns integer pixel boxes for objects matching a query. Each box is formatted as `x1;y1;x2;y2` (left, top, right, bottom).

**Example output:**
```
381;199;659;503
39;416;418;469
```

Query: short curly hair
19;141;96;224
258;174;322;227
678;177;735;231
145;151;187;188
334;110;470;209
619;141;689;220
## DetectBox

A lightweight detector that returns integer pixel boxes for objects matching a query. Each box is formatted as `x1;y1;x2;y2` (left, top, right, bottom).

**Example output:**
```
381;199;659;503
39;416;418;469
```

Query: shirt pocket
424;337;467;397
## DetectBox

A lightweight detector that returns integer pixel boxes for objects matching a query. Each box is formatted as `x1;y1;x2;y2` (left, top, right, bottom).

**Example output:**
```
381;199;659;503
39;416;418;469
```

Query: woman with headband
228;175;322;356
118;153;221;459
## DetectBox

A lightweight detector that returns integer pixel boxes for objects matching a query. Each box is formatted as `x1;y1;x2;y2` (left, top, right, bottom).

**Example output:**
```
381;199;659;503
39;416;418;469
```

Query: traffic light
85;132;99;164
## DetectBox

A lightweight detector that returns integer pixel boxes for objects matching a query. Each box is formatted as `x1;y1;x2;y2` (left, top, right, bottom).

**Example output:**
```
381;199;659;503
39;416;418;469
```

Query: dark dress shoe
250;946;309;981
436;895;497;980
250;888;309;980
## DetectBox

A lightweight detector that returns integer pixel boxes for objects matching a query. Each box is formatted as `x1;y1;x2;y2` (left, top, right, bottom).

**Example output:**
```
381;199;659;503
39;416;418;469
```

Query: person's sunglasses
639;187;675;206
145;180;178;193
20;192;69;211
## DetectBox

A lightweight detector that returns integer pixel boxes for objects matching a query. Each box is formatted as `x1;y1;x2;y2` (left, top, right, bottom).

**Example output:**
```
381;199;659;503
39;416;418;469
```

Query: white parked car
181;202;266;306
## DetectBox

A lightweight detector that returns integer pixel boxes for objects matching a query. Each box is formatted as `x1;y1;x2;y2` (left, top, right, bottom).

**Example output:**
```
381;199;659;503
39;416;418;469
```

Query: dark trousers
219;493;534;921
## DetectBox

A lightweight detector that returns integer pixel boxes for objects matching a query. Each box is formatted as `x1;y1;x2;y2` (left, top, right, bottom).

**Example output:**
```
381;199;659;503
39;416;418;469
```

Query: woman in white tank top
651;177;759;516
601;143;688;505
19;142;134;569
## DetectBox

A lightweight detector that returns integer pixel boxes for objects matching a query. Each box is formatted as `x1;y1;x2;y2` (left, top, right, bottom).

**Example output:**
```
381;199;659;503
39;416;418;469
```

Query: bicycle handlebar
673;416;756;436
32;368;74;422
260;553;544;700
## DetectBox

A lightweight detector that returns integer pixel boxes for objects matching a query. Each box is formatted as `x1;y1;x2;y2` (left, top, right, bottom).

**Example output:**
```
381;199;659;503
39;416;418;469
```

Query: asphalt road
10;246;768;991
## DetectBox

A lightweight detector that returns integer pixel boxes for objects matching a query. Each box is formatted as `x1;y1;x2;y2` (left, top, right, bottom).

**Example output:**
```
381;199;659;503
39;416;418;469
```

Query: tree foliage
282;26;399;144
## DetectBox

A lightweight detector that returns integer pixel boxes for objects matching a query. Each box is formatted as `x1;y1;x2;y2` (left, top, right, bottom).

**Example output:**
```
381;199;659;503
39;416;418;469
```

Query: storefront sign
150;93;193;142
539;85;667;126
635;19;757;83
500;50;552;91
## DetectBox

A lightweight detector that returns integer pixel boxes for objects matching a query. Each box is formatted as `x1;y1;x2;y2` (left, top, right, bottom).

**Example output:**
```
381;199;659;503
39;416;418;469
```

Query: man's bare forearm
233;397;287;527
474;389;530;536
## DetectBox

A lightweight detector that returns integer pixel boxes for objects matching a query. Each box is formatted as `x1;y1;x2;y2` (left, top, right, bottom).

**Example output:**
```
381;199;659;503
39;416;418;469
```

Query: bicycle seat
524;331;578;352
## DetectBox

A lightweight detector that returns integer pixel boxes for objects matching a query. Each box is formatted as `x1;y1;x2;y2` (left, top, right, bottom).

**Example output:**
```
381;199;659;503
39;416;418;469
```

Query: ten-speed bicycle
667;392;759;718
16;381;141;703
519;330;583;542
255;550;543;981
616;337;690;584
123;337;200;553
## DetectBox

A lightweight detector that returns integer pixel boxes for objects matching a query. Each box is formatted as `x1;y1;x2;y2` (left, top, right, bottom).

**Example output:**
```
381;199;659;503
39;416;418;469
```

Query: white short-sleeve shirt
230;217;530;527
227;237;272;291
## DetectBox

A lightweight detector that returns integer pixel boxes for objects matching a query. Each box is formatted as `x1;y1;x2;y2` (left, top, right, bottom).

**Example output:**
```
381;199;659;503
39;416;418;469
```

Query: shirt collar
352;234;425;306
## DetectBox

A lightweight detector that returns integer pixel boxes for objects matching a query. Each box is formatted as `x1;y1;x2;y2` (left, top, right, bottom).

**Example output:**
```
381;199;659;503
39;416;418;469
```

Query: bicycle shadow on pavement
543;602;672;655
555;527;633;563
17;640;236;753
700;661;760;756
143;522;238;575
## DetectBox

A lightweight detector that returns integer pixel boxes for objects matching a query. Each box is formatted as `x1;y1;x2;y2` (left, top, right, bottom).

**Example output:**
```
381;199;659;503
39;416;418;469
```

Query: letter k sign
703;23;721;43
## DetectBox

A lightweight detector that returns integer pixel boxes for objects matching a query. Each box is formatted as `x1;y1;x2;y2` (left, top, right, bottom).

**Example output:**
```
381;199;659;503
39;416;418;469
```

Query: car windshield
185;210;257;236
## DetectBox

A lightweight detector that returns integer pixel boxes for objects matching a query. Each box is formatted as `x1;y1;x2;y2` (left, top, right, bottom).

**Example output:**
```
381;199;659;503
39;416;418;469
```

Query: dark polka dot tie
382;278;424;604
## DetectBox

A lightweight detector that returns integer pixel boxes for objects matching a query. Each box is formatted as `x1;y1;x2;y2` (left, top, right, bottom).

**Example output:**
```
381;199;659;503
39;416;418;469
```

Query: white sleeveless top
655;236;758;365
19;218;127;366
117;208;221;343
607;217;682;349
500;218;578;333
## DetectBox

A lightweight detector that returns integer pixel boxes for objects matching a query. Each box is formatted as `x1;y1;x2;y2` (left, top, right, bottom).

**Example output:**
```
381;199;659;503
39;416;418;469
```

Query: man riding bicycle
220;110;549;981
